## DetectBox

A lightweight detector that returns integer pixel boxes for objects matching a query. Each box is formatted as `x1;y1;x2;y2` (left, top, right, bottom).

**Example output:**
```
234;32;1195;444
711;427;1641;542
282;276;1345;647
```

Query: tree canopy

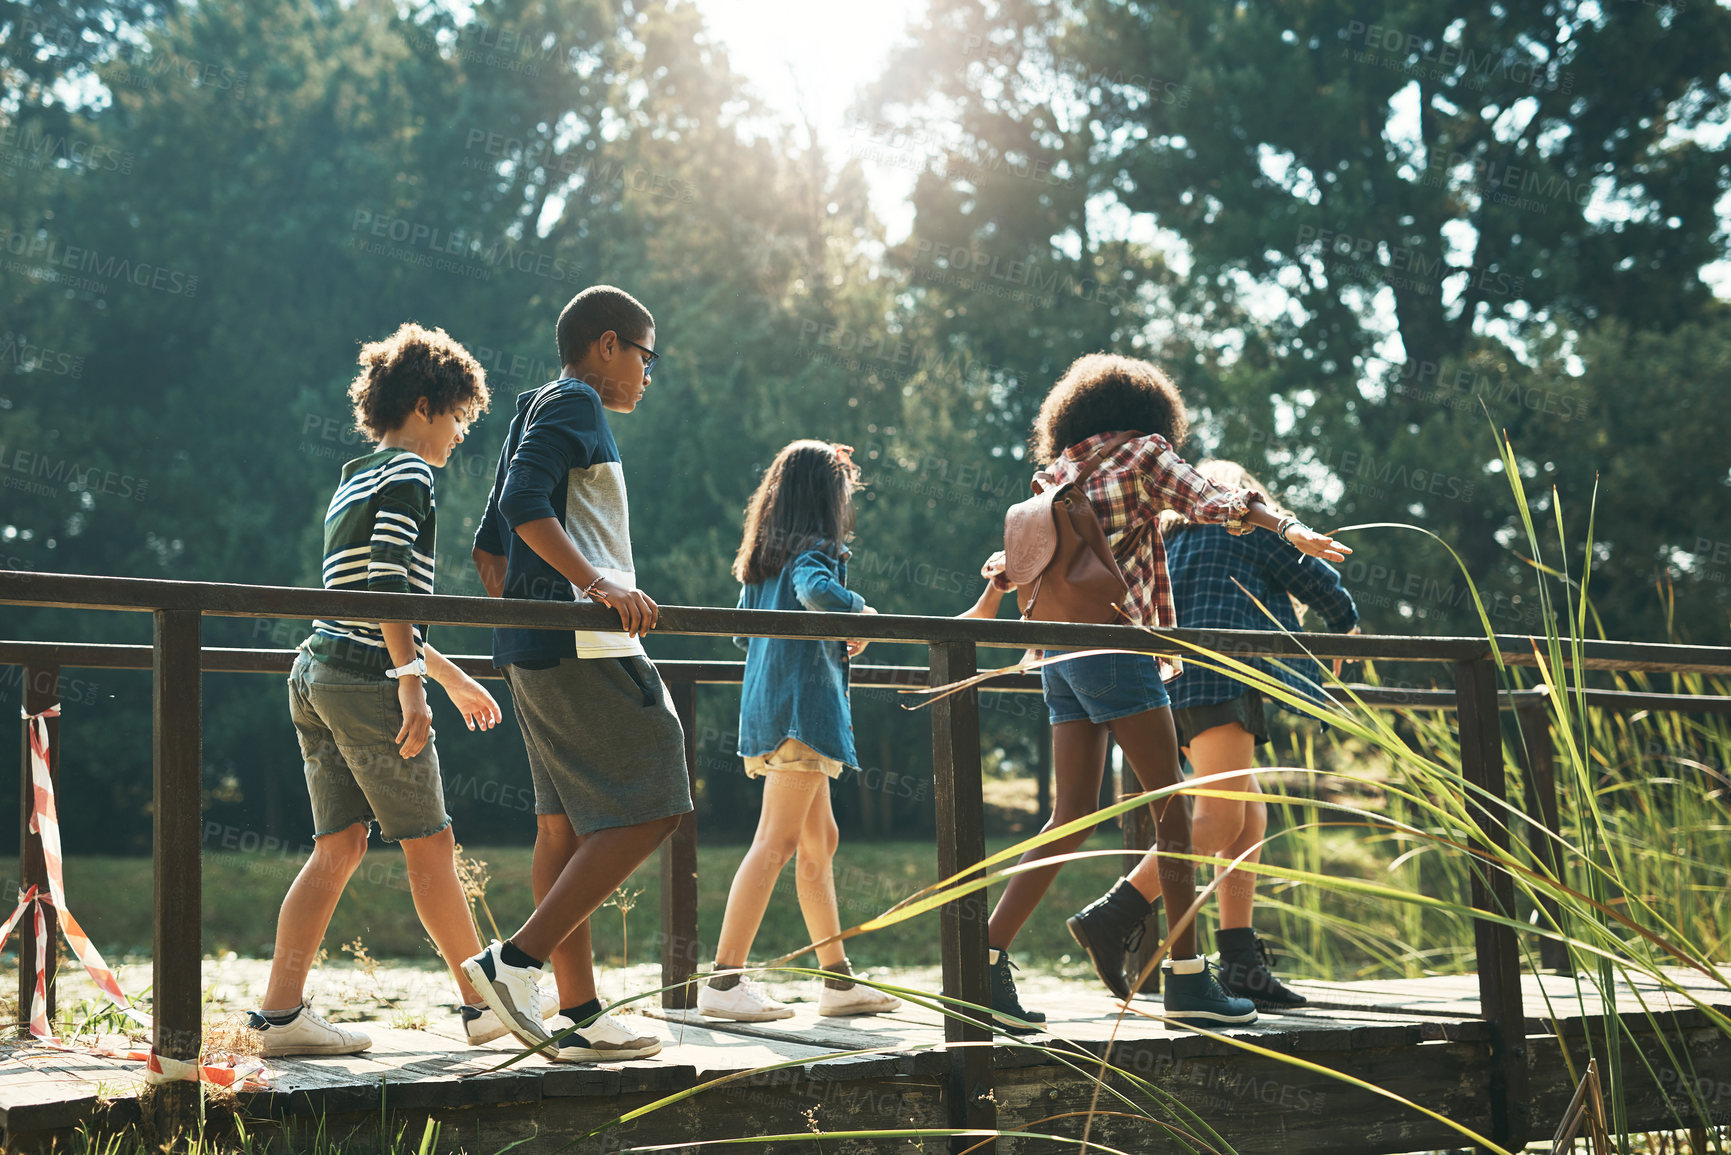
2;0;1726;851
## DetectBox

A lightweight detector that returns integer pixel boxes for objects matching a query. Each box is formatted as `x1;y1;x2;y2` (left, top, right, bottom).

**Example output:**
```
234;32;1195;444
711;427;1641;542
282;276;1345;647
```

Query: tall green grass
686;427;1731;1154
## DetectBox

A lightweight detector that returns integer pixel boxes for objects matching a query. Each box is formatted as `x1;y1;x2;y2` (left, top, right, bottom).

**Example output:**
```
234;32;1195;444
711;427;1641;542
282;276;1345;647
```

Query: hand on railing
847;605;879;657
591;577;660;638
1331;625;1363;679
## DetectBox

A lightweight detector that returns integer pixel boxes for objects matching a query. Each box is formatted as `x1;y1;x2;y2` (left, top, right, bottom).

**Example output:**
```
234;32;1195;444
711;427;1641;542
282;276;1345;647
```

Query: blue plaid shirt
1165;524;1359;711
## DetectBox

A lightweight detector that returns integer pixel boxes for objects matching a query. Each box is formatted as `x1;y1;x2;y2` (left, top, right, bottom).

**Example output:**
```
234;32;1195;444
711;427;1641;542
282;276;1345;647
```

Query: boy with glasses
465;285;691;1062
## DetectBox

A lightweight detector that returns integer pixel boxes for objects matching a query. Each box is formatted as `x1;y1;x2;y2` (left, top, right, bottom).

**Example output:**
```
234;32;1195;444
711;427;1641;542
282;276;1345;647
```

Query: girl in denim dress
697;441;903;1022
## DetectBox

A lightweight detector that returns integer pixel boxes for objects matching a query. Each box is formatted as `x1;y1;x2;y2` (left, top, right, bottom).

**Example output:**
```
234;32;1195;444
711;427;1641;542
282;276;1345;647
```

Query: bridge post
929;641;995;1153
1454;656;1529;1148
662;678;701;1009
18;662;61;1031
1515;701;1567;971
146;610;203;1137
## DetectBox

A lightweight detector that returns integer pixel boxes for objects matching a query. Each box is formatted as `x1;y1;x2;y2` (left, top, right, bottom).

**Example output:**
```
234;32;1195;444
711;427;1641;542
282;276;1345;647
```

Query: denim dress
734;546;865;771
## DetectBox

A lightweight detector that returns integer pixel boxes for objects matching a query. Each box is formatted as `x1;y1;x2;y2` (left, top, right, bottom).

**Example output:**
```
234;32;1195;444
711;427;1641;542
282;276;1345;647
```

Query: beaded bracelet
580;575;608;601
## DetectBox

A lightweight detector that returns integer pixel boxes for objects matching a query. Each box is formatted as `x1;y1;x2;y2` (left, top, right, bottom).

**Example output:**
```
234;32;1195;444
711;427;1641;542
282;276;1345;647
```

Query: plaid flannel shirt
1164;523;1360;711
1036;431;1261;680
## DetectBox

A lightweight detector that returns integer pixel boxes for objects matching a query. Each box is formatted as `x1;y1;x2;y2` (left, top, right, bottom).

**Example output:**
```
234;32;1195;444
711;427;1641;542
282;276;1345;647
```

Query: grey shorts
503;655;694;837
287;649;451;842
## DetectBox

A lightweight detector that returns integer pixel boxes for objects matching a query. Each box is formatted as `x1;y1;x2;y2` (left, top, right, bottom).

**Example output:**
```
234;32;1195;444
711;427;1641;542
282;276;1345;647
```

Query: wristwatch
385;658;429;680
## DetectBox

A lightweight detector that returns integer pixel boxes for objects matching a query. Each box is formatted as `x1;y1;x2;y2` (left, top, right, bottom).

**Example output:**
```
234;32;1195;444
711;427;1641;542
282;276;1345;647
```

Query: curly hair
348;323;490;441
1028;353;1189;465
732;441;862;584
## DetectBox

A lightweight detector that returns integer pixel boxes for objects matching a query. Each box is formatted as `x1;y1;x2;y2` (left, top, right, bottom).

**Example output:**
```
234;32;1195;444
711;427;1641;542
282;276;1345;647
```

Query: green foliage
1;0;1035;849
871;0;1731;644
3;0;1729;857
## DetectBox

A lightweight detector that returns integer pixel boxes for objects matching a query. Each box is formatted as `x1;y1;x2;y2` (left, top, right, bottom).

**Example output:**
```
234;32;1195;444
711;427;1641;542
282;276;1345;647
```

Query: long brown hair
732;440;863;584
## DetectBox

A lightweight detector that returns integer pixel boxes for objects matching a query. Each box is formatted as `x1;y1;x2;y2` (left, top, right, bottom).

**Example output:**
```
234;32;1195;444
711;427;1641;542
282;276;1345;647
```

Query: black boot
1215;927;1308;1010
987;949;1045;1034
1066;878;1154;1001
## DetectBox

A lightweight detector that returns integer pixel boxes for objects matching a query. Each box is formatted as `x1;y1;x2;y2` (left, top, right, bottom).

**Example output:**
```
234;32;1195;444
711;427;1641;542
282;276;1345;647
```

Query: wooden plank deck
1;971;1728;1153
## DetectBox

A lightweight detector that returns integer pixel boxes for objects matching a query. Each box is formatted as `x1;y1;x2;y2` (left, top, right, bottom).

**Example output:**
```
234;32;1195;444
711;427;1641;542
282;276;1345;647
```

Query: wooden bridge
3;569;1730;1152
1;965;1727;1152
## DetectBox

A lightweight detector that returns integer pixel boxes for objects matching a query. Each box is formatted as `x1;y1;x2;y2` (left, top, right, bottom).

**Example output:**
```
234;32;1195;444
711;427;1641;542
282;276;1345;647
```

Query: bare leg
1178;723;1264;929
510;814;680;966
1106;707;1199;960
713;771;825;969
398;825;485;1005
532;814;595;1008
986;720;1110;951
791;776;846;970
261;824;368;1011
1213;771;1267;930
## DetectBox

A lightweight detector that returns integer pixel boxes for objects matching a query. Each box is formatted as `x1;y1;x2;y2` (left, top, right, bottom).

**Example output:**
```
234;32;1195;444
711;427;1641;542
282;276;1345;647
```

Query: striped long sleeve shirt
306;448;436;676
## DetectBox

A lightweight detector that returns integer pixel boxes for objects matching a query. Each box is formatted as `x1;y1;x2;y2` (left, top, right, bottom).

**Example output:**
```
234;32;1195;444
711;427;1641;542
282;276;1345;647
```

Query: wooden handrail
14;569;1729;1149
6;640;1730;714
9;569;1731;672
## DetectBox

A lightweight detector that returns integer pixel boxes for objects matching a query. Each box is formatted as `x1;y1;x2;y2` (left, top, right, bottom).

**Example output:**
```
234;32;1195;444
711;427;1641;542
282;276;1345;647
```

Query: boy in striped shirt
250;323;510;1057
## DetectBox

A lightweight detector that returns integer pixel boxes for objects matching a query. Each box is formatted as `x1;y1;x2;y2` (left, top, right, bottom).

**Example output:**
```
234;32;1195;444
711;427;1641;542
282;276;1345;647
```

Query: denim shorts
1040;649;1171;726
287;649;451;842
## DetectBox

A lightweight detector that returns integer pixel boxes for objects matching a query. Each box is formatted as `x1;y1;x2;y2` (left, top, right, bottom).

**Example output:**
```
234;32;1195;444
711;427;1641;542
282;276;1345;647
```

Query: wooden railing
4;569;1730;1147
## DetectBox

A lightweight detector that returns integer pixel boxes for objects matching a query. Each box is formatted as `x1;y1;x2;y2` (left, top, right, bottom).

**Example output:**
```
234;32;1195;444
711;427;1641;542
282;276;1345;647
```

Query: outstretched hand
1288;525;1352;564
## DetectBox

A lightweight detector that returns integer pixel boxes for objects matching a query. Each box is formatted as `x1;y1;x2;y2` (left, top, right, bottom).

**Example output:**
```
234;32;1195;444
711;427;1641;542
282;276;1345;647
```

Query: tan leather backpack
1001;432;1140;624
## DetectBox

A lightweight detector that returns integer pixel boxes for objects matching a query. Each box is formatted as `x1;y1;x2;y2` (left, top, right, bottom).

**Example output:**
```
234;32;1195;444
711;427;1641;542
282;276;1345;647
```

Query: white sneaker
461;1003;511;1046
817;981;903;1017
696;973;794;1022
248;1005;372;1057
546;1012;662;1063
461;940;551;1049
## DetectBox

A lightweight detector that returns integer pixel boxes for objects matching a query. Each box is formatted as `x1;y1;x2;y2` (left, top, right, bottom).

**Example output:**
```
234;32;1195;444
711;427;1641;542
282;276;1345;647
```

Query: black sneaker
1215;927;1308;1010
1065;877;1154;1001
987;949;1045;1034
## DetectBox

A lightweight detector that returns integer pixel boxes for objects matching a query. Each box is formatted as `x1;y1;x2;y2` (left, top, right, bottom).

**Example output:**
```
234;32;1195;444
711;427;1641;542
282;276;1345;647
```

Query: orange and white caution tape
24;704;147;1029
144;1051;270;1088
11;705;268;1091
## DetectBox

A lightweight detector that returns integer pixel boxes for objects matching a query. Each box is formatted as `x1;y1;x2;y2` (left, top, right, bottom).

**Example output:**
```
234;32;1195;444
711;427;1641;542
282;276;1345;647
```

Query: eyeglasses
618;335;659;376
